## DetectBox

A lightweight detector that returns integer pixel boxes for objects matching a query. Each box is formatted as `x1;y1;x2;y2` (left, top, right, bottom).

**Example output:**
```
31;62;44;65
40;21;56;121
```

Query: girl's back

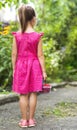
12;32;43;59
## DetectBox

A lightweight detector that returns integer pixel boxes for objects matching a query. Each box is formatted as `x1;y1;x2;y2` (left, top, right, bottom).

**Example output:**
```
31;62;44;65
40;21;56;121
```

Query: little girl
12;4;47;128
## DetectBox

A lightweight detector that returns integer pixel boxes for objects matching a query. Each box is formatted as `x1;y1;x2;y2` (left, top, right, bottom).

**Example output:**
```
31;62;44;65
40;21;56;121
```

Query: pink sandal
28;119;36;127
18;119;28;128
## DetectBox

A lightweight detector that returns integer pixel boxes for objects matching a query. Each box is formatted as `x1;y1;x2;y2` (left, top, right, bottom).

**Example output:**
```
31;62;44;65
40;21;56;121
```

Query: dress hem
12;89;43;95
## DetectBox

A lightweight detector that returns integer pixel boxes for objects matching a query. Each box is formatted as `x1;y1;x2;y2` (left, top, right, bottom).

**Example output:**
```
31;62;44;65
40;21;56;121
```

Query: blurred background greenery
0;0;77;92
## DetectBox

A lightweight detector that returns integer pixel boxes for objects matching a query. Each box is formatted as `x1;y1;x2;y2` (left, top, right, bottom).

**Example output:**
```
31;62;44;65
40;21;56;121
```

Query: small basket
41;80;52;93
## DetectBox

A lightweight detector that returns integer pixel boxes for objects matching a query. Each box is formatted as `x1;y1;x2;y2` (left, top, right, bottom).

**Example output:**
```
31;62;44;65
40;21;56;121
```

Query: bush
0;22;18;91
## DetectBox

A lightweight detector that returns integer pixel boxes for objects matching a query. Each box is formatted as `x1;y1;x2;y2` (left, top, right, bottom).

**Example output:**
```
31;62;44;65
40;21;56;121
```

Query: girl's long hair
18;4;36;33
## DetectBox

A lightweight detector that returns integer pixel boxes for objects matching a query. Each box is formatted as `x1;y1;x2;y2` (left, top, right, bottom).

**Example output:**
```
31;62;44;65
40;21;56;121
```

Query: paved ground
0;86;77;130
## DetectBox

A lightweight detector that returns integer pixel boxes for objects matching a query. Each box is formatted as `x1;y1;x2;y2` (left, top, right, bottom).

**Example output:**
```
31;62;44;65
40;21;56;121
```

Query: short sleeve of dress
12;32;16;37
38;32;44;42
12;32;18;44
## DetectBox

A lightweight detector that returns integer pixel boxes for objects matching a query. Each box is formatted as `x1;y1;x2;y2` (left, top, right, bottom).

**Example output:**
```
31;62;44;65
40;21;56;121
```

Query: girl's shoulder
12;31;21;36
12;31;44;40
31;32;44;42
35;32;44;40
11;31;22;43
29;32;44;39
35;32;44;36
22;31;44;36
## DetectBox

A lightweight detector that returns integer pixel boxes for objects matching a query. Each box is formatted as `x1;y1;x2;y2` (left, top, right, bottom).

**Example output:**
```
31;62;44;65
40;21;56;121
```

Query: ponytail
18;4;27;33
18;4;36;33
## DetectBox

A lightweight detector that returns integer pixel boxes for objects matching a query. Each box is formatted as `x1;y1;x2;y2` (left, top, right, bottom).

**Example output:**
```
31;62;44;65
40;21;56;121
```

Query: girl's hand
43;72;47;80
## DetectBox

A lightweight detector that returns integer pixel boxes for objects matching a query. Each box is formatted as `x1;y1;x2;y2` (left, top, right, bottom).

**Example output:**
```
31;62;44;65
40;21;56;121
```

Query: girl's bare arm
12;37;17;71
37;39;47;80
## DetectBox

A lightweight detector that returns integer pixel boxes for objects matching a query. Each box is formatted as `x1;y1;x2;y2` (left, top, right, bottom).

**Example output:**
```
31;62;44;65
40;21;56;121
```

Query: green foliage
0;22;18;91
0;0;18;8
35;0;77;82
0;34;12;89
0;0;29;8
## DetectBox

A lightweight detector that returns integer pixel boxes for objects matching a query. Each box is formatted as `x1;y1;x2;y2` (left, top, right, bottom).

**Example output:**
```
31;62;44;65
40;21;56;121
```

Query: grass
43;102;77;118
0;90;12;95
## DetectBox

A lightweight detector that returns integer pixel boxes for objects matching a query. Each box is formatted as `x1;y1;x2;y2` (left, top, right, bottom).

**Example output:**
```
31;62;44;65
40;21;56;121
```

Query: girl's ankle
21;118;27;121
29;118;34;120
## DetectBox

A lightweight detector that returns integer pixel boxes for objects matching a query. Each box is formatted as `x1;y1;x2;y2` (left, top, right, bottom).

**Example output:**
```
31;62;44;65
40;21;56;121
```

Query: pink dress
12;32;43;94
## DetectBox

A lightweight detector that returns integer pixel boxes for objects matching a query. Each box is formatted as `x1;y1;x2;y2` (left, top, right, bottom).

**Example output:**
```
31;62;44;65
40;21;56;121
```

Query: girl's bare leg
19;94;29;120
29;92;37;119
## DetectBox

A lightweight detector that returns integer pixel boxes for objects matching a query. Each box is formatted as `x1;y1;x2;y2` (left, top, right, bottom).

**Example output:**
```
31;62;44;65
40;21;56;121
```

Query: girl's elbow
38;54;44;59
12;53;17;57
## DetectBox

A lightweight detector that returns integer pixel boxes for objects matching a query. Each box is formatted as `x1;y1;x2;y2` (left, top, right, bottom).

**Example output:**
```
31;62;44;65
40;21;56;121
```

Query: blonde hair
18;4;36;33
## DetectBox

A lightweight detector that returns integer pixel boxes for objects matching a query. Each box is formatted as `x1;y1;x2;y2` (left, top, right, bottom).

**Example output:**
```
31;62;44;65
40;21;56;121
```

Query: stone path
0;86;77;130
